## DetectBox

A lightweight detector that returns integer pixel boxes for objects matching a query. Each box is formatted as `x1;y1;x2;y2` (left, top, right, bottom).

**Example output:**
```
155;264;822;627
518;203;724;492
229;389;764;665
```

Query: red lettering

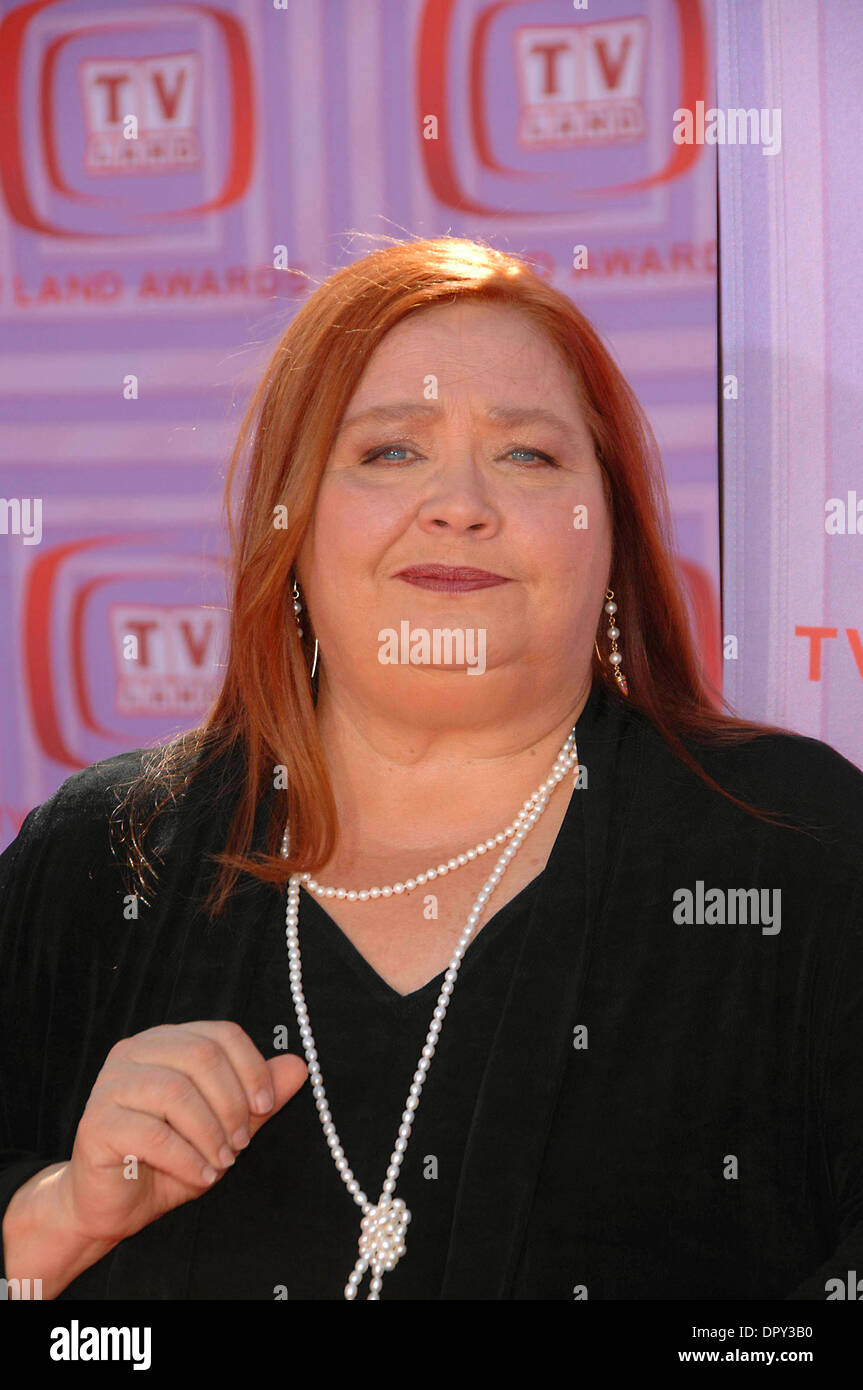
196;270;220;296
529;43;569;97
593;36;632;91
845;628;863;680
125;620;159;667
177;620;212;667
670;243;695;271
640;246;664;274
37;276;62;304
151;67;186;122
165;271;194;297
795;625;838;680
94;74;128;125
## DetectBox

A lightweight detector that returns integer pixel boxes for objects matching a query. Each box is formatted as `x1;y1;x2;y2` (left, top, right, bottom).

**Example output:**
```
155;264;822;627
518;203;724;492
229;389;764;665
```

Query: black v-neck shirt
184;871;545;1300
3;679;863;1300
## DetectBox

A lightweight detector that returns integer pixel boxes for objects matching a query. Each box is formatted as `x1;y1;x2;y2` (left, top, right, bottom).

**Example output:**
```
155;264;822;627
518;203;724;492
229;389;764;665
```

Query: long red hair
114;236;800;917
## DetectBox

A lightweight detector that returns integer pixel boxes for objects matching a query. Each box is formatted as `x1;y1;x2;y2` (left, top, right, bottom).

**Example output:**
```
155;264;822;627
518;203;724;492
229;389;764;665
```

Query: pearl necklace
281;726;579;1300
297;739;578;901
300;795;558;900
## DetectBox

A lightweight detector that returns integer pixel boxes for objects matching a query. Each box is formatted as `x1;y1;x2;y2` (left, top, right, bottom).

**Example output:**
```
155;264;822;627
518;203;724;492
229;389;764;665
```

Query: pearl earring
597;588;629;696
292;578;319;680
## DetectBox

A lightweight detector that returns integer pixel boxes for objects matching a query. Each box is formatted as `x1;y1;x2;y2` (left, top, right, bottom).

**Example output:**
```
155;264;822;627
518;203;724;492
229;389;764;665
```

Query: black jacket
1;680;862;1299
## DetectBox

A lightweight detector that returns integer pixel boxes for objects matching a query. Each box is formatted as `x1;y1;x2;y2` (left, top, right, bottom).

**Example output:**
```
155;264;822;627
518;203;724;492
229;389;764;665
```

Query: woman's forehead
352;303;580;400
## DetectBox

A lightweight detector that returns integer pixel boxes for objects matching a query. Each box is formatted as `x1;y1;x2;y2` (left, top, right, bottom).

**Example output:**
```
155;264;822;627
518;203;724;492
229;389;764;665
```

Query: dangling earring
292;577;319;680
597;588;628;696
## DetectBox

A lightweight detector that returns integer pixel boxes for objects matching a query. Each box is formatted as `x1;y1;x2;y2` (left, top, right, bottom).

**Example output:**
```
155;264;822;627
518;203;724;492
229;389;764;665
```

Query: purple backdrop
0;0;721;846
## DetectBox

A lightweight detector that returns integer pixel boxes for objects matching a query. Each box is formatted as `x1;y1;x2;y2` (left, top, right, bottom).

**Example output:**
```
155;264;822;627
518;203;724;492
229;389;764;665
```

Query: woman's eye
359;443;558;467
361;445;413;464
507;447;557;467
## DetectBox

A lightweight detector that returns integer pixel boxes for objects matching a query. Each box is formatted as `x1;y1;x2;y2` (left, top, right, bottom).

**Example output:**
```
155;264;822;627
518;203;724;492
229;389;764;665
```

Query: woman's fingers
109;1022;270;1157
178;1020;279;1118
94;1102;228;1190
108;1064;239;1174
257;1053;309;1132
64;1023;309;1246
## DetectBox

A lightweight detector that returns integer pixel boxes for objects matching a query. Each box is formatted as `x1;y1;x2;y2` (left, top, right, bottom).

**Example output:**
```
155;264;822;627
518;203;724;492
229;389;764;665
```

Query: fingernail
254;1089;274;1115
218;1145;235;1168
232;1126;250;1150
202;1166;218;1185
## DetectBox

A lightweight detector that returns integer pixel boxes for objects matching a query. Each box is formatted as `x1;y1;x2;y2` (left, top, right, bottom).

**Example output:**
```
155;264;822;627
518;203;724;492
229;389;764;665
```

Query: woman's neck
311;676;592;866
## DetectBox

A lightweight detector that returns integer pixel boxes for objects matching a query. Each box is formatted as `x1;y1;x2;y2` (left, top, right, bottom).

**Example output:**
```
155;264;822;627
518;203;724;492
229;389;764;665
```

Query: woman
1;237;861;1301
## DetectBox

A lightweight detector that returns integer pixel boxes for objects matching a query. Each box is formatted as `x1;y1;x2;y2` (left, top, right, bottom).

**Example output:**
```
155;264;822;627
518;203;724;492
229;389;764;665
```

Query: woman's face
297;299;613;729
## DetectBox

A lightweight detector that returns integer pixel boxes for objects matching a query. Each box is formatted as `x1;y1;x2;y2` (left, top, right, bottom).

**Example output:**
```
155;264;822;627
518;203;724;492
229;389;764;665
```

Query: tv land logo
81;51;201;175
514;18;647;149
22;535;226;766
0;0;253;236
418;0;706;214
111;603;226;715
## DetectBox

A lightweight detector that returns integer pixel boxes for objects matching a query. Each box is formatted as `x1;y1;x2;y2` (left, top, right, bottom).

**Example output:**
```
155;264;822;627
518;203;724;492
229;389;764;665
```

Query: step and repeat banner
2;0;722;845
717;0;863;769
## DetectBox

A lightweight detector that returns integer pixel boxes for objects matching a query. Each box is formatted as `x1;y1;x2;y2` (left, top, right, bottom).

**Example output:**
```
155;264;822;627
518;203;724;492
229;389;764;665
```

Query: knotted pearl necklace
281;726;580;1300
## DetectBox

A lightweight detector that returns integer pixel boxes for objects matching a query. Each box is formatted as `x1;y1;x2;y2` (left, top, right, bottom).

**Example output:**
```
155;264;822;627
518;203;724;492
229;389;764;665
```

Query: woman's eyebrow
336;402;574;437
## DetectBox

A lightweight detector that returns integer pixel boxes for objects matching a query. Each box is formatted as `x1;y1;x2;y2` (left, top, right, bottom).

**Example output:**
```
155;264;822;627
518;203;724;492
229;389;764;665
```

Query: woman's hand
56;1021;308;1246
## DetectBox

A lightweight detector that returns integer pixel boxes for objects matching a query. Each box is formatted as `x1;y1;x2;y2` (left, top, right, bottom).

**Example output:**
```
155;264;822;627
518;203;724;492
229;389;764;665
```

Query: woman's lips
396;565;511;592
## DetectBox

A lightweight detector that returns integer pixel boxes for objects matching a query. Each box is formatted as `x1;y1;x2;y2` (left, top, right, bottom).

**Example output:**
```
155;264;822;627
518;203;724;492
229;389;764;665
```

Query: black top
1;679;862;1300
187;875;540;1300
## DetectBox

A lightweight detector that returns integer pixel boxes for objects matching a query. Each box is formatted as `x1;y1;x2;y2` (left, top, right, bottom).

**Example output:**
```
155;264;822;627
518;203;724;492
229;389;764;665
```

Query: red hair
114;236;799;917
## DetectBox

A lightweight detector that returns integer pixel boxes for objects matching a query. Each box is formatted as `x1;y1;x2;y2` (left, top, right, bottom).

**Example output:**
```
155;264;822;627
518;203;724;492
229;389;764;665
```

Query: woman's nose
415;461;499;535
